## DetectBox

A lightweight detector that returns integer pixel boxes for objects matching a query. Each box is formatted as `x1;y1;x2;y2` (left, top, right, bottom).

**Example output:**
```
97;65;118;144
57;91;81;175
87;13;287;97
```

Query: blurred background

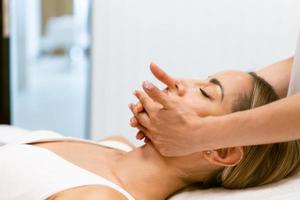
1;0;300;144
10;0;91;138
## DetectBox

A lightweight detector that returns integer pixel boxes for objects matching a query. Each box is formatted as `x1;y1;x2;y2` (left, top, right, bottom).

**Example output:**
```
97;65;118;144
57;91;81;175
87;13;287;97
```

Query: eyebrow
209;78;224;101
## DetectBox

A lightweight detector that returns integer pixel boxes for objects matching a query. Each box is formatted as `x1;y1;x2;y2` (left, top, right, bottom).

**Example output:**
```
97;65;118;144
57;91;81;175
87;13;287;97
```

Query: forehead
212;70;253;111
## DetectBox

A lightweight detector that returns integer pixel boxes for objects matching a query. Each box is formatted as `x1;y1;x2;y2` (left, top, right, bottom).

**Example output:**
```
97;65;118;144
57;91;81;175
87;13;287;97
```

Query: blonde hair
211;72;300;189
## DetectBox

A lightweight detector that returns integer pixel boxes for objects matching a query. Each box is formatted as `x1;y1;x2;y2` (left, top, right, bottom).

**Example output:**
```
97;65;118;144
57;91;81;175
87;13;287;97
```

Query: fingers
144;137;151;143
129;102;144;128
136;131;150;143
130;116;151;136
130;116;138;127
142;82;172;109
136;131;145;140
136;129;151;144
150;62;176;89
130;116;147;140
129;103;151;128
129;103;149;141
136;102;144;113
134;90;157;113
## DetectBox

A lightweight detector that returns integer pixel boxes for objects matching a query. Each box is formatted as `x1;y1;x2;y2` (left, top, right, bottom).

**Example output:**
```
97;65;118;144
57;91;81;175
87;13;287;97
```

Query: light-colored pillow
170;172;300;200
0;125;30;133
0;125;30;144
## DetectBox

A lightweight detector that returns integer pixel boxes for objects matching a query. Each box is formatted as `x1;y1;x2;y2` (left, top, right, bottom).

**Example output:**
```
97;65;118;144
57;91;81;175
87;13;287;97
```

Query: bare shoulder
49;185;128;200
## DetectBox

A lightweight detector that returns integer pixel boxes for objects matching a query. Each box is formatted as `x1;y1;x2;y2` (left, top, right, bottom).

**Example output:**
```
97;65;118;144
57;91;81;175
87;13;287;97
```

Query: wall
91;0;300;143
26;0;40;65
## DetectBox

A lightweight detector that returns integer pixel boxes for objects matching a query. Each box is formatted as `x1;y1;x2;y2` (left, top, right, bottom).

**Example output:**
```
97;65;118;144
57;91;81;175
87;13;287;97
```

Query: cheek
195;105;216;117
183;96;213;117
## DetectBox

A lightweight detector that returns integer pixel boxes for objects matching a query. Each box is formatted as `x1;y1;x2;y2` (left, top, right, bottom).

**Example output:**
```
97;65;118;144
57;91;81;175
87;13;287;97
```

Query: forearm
204;93;300;149
256;57;293;98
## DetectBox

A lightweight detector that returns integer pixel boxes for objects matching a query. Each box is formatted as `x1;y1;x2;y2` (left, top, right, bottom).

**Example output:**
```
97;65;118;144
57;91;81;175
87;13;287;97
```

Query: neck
111;143;187;200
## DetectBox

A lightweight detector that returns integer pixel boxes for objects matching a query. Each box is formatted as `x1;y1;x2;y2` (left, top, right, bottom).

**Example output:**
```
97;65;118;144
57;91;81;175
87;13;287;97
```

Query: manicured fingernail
143;81;153;90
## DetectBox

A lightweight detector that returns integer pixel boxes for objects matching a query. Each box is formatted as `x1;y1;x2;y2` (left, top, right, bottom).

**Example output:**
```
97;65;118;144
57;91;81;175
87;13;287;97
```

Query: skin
32;71;251;200
257;57;293;98
131;58;300;156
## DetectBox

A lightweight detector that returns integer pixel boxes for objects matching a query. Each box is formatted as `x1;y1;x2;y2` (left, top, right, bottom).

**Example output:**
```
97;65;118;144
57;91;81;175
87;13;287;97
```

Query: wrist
192;115;225;151
195;112;248;151
204;115;228;149
214;110;253;148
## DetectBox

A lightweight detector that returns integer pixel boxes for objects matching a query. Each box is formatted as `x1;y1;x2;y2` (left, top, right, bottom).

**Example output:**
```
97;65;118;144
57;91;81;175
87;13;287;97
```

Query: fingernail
136;133;143;140
130;117;137;124
136;131;144;139
130;122;135;127
143;81;153;90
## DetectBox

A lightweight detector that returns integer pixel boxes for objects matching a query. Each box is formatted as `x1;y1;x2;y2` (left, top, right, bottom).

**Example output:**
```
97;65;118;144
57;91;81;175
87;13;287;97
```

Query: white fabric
288;29;300;96
170;172;300;200
98;140;133;152
0;127;135;200
0;125;31;144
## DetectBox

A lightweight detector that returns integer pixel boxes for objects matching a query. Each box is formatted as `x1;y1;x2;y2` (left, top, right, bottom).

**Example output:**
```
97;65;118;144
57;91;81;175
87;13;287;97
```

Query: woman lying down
1;71;300;200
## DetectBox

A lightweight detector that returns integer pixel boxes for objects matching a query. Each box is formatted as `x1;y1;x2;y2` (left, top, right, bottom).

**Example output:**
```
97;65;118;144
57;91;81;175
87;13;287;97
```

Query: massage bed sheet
170;172;300;199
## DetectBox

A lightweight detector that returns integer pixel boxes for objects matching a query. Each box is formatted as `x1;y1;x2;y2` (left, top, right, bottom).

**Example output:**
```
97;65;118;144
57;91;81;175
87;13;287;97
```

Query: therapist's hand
129;63;209;156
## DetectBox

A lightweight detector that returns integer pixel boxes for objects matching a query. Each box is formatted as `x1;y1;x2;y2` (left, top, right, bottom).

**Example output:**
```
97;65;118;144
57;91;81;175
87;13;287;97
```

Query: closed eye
200;88;211;99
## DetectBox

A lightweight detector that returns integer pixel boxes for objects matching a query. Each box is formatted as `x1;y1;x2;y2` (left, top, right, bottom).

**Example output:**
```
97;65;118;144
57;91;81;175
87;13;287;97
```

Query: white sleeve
288;29;300;96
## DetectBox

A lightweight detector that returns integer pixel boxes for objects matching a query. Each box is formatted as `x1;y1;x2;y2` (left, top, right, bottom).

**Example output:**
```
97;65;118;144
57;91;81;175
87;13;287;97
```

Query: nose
176;79;208;96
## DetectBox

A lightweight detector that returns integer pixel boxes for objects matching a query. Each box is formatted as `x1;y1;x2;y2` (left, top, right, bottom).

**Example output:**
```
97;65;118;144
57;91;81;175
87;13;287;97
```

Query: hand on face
129;63;206;156
129;63;178;143
129;63;253;157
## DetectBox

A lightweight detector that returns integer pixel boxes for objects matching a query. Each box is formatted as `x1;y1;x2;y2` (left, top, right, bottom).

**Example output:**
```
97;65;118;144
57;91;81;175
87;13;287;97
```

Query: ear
203;147;244;167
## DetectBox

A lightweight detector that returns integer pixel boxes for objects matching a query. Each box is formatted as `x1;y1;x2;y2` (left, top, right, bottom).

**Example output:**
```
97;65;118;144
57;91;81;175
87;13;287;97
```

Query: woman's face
166;70;253;116
164;70;254;181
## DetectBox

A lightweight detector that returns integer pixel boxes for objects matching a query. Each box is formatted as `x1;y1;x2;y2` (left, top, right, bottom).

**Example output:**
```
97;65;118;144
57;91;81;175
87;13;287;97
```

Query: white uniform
0;127;135;200
288;31;300;95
